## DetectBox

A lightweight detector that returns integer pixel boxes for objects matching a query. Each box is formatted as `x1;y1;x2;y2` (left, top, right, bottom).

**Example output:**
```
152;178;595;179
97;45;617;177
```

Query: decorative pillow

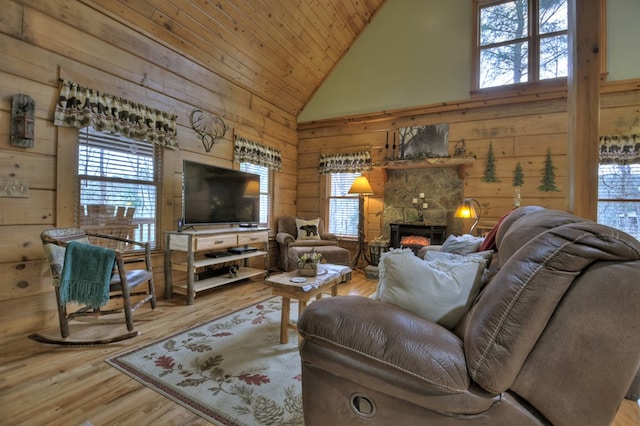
479;209;514;252
440;234;485;255
424;249;494;286
376;248;487;329
425;248;494;267
296;218;321;240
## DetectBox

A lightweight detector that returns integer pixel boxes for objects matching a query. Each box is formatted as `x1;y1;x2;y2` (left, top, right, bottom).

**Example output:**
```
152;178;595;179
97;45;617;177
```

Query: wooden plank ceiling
82;0;387;117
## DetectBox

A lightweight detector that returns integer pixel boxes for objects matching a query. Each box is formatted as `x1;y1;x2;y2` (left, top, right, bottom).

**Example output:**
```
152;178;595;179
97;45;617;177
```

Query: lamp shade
243;180;260;197
454;199;478;219
348;176;374;195
454;198;481;234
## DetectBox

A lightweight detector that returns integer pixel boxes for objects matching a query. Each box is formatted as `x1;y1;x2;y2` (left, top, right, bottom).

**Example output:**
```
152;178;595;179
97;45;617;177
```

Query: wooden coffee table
265;263;352;343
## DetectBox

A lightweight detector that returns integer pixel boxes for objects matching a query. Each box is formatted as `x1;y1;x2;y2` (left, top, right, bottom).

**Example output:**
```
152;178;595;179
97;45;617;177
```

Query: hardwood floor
0;273;637;425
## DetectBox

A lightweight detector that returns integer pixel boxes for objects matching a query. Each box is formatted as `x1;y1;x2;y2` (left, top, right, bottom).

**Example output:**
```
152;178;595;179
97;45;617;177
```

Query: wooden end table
265;263;352;343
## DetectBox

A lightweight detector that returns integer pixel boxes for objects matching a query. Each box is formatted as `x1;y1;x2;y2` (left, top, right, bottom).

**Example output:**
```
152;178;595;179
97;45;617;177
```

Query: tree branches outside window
476;0;568;89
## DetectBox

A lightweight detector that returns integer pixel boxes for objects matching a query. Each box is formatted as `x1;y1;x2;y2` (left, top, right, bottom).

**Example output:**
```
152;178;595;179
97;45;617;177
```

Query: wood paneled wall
0;0;298;337
297;79;640;243
1;0;639;339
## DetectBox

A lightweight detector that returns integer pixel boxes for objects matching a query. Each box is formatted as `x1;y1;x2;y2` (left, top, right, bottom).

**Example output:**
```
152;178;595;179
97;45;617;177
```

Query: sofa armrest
319;232;338;241
276;232;295;246
298;296;470;395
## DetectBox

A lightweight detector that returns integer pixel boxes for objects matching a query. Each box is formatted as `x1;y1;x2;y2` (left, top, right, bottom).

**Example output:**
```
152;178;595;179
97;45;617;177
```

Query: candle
419;193;425;198
412;198;418;204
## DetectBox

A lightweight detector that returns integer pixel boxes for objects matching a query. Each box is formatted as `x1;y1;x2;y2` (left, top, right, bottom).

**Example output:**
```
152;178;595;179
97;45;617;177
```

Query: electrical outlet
0;178;29;198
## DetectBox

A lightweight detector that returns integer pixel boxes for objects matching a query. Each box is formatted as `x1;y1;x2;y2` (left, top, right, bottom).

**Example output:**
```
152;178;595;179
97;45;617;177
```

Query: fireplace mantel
374;157;474;179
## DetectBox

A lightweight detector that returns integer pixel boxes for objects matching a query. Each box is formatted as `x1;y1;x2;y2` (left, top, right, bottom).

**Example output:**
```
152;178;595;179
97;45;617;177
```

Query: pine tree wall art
538;148;560;192
512;162;524;206
512;162;524;187
482;141;500;182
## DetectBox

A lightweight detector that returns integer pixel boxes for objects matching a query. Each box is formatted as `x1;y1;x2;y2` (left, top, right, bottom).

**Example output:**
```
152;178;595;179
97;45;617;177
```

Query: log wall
297;79;640;243
1;0;639;339
0;0;298;337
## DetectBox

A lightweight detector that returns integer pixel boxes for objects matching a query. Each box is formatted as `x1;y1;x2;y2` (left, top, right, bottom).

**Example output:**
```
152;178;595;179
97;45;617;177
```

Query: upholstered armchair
298;207;640;425
276;216;350;271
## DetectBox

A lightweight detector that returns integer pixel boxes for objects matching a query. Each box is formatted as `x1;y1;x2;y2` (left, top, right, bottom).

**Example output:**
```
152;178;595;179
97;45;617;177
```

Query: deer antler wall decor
189;109;229;152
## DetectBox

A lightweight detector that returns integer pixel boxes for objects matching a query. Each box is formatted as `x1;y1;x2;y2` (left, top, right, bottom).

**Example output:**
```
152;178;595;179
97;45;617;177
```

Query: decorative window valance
54;80;178;149
599;134;640;165
318;150;373;175
233;134;282;171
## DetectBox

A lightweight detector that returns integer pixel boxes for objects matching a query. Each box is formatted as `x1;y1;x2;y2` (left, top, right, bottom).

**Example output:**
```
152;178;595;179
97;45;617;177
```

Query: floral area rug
106;298;303;425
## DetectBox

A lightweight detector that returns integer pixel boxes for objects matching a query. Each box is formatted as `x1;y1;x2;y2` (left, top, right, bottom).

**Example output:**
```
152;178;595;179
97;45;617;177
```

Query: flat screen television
182;160;260;226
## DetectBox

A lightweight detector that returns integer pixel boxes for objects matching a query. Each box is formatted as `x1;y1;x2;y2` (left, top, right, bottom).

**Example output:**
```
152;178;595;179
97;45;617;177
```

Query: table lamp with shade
454;198;481;235
348;175;374;268
243;179;260;197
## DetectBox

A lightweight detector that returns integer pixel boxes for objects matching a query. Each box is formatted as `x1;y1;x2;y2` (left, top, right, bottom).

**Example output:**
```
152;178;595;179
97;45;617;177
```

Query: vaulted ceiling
84;0;387;117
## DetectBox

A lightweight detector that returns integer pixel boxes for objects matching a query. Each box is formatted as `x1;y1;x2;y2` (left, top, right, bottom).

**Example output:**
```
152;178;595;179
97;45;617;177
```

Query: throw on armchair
276;216;350;271
298;207;640;425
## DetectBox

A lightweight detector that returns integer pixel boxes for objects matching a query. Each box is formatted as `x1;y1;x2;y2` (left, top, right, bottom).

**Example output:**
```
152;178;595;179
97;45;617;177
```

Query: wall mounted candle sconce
11;94;35;148
411;193;429;222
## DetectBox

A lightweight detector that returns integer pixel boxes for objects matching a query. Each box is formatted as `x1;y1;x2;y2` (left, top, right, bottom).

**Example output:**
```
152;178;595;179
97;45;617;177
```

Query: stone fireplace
382;167;464;239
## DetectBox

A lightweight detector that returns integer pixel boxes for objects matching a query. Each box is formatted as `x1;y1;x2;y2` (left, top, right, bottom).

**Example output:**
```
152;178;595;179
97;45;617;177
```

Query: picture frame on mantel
397;124;449;160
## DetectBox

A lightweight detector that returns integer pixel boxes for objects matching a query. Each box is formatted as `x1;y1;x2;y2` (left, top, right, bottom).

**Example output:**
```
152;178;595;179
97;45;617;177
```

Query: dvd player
204;251;233;258
228;246;258;254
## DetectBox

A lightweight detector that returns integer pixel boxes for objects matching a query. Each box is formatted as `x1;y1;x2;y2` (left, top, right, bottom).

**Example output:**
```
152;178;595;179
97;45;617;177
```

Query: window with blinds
240;162;271;226
328;173;359;237
77;127;161;249
598;164;640;241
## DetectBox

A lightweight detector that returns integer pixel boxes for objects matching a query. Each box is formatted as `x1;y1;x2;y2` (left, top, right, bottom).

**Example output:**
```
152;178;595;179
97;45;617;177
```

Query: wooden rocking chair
29;228;157;345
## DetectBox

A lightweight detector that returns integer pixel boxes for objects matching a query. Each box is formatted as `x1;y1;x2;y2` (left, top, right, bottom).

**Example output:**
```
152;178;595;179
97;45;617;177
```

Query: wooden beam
567;0;602;219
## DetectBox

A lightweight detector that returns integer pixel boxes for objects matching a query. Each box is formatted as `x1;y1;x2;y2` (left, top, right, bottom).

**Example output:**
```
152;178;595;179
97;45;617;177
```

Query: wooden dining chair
30;228;157;345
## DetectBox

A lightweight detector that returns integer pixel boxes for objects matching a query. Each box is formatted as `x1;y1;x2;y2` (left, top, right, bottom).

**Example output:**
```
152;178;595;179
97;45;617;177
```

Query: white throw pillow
376;248;487;329
440;234;485;255
295;218;321;240
424;249;494;286
425;249;494;267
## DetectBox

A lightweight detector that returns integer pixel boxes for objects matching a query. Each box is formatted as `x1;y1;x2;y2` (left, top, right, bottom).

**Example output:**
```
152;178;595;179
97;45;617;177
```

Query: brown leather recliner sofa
298;207;640;425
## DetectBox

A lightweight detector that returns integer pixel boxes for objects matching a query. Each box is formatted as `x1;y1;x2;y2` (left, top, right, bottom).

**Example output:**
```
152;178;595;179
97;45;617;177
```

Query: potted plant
298;249;322;277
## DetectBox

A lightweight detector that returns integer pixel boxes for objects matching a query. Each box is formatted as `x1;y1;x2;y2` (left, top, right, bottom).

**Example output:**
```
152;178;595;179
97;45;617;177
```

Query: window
597;164;640;240
475;0;568;89
240;162;271;226
328;173;359;237
78;127;161;249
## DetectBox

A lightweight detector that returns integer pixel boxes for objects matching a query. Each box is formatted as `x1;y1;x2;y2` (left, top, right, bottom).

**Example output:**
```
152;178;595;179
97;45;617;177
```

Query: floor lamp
348;175;374;268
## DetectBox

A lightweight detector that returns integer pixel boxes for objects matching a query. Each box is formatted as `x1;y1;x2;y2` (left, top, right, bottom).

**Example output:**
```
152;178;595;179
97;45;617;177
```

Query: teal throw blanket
59;241;116;308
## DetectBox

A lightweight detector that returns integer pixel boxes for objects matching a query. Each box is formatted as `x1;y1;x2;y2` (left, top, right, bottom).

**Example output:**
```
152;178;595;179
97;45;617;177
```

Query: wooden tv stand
164;227;269;305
